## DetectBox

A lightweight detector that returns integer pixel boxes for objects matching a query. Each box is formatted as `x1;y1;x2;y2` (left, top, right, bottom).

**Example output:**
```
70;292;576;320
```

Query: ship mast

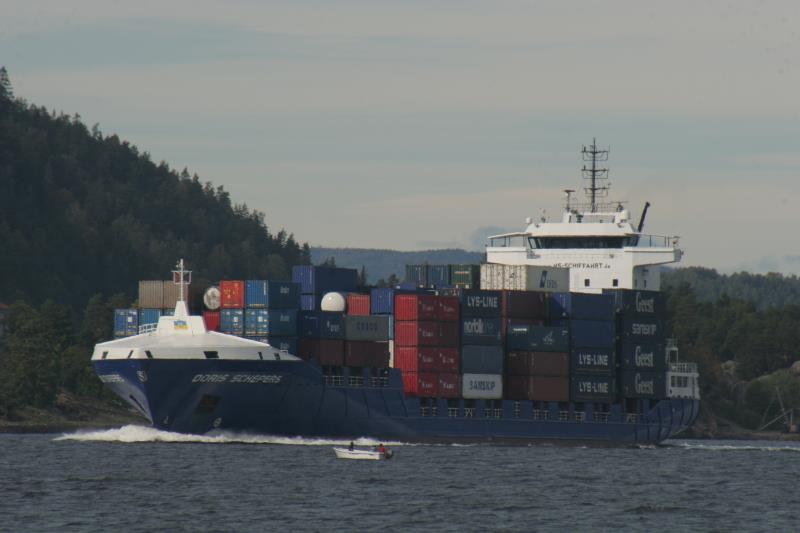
581;138;609;213
171;259;192;306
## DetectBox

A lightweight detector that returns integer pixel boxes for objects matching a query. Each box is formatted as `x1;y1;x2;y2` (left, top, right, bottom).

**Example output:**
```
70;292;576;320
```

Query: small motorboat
333;447;393;460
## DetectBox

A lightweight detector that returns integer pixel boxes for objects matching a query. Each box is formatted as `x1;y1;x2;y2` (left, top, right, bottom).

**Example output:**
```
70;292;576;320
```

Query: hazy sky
3;1;799;273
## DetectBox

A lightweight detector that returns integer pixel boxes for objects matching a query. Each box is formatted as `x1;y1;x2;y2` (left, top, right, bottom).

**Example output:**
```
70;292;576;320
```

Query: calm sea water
1;427;798;533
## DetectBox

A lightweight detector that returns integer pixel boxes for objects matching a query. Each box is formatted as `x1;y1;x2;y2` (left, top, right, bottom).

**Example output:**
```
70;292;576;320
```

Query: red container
532;377;569;401
220;280;245;308
203;311;221;331
344;341;389;367
402;371;438;397
435;296;460;322
437;348;460;372
438;322;460;347
395;320;440;346
346;293;371;316
297;339;344;366
505;375;532;400
394;347;439;372
438;373;461;398
502;290;547;319
395;294;438;320
506;351;569;376
502;318;544;336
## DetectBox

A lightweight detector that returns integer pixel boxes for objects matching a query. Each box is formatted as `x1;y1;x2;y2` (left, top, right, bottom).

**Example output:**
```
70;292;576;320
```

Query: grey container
344;315;391;341
461;345;504;374
139;280;164;309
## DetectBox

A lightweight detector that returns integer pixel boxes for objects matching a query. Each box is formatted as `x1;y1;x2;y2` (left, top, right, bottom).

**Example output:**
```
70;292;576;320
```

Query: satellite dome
203;286;221;310
320;292;346;312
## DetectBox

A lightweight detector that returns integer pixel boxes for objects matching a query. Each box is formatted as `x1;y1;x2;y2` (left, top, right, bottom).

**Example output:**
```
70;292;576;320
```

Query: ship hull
94;358;699;446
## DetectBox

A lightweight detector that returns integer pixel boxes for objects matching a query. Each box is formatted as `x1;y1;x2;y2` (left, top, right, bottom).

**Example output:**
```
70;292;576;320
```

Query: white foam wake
670;440;800;453
55;425;410;446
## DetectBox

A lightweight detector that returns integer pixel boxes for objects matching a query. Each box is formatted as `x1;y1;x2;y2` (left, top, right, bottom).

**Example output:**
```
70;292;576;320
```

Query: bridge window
203;351;219;359
530;237;629;249
584;279;590;287
612;279;619;287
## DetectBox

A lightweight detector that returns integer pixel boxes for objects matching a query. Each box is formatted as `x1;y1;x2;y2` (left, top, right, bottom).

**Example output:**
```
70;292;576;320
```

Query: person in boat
378;443;386;455
348;441;354;451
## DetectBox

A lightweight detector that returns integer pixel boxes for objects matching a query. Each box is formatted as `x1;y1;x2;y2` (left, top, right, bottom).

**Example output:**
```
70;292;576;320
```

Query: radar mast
582;138;609;213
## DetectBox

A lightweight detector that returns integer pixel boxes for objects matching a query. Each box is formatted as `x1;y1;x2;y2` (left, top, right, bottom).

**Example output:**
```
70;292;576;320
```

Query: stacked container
297;311;345;365
343;315;391;368
611;290;667;400
243;280;300;352
450;264;480;289
292;266;358;311
113;309;139;337
480;264;569;292
557;293;618;404
459;290;503;400
394;294;461;397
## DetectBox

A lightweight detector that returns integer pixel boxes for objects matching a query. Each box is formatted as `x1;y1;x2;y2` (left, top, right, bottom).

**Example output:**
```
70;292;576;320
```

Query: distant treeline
0;67;310;312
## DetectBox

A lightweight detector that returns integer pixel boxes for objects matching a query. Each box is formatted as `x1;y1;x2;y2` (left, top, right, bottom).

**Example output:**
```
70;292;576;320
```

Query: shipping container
438;373;461;398
264;336;298;354
621;371;667;399
113;309;138;337
394;321;440;346
394;346;440;372
428;265;451;288
245;280;301;309
505;376;569;401
220;308;244;336
202;311;221;332
346;293;371;316
570;374;617;402
344;341;390;367
437;347;460;372
435;296;460;322
502;318;544;337
162;281;189;310
619;341;666;372
300;293;322;311
343;315;391;341
570;319;616;348
461;345;504;374
459;289;502;318
370;287;413;315
607;289;664;317
506;325;569;352
480;264;569;292
245;309;297;337
501;290;547;319
298;311;344;339
292;265;358;295
138;280;164;309
402;371;438;396
394;294;438;321
461;317;503;346
450;264;480;288
297;339;344;365
138;308;161;327
220;280;245;308
506;351;569;376
619;317;665;341
404;264;428;288
462;373;503;399
570;347;615;374
438;321;460;347
547;292;615;320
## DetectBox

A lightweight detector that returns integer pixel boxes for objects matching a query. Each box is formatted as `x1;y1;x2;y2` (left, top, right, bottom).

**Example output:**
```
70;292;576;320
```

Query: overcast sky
3;1;799;273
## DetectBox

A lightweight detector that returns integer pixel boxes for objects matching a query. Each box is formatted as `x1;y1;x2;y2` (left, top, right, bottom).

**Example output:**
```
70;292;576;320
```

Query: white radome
321;292;347;312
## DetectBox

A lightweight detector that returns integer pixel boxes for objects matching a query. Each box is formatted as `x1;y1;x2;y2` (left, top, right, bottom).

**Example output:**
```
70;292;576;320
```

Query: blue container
621;370;667;399
460;289;502;318
397;281;420;290
138;308;161;327
300;294;320;311
404;264;428;287
570;319;616;348
547;318;569;328
570;347;616;374
370;288;414;315
548;293;615;320
292;266;358;295
220;308;244;336
245;308;269;336
570;374;616;402
619;317;665;341
266;309;298;337
506;325;569;352
299;311;345;339
114;309;138;337
428;265;451;288
461;345;504;374
461;317;503;346
245;280;301;309
619;341;666;372
607;289;664;317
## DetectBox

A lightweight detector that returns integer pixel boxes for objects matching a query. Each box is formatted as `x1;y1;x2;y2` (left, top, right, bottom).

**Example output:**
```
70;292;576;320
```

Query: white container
480;264;569;292
461;373;503;399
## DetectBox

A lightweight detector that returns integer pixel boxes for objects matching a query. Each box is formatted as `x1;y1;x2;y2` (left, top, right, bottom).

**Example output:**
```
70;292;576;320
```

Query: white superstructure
485;140;682;293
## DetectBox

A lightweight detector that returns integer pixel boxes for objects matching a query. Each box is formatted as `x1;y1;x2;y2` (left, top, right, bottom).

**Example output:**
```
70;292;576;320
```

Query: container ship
93;141;700;445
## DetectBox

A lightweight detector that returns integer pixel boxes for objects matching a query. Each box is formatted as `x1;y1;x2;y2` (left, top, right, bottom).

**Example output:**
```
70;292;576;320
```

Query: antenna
172;259;192;303
581;138;610;213
564;189;575;212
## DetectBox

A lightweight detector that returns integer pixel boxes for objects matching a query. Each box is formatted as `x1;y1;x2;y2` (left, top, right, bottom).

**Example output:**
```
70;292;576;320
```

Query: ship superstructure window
529;237;629;249
584;279;590;287
203;351;219;359
612;279;619;287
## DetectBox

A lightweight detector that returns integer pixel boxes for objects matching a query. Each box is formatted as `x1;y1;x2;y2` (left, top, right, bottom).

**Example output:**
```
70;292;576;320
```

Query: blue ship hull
94;358;699;445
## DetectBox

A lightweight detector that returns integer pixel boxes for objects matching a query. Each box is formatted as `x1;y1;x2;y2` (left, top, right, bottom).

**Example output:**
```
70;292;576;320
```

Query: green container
450;264;480;288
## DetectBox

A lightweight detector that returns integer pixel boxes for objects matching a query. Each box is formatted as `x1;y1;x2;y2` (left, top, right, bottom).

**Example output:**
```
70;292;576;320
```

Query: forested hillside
0;67;309;310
